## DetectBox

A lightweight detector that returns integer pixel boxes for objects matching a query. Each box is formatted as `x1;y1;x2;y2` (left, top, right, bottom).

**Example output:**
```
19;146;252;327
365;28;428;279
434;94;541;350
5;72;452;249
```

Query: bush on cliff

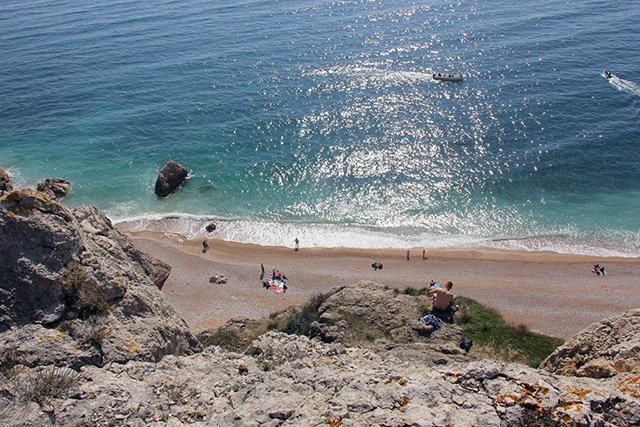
454;297;564;367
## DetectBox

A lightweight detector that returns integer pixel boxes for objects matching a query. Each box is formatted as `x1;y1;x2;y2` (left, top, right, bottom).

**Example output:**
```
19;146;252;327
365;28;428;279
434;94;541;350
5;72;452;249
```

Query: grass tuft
15;366;82;404
454;297;564;367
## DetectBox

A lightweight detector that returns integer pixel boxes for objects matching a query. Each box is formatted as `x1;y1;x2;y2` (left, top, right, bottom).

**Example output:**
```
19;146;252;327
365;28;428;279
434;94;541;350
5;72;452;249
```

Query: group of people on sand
592;264;607;276
260;263;288;293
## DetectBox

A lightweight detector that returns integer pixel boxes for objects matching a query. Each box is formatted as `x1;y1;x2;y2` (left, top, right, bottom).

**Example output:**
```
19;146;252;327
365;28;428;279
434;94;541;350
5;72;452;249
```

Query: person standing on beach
294;237;299;252
423;249;428;260
406;250;410;261
202;239;209;253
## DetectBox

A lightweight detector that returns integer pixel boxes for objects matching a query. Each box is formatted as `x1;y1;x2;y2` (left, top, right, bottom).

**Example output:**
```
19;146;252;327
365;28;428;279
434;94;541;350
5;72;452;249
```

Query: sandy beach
127;230;640;340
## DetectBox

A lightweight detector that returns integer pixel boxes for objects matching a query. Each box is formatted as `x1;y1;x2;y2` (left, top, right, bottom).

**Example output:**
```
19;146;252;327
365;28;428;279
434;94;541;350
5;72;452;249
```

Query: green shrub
454;297;564;367
282;291;334;336
58;263;88;290
197;329;244;352
402;286;429;296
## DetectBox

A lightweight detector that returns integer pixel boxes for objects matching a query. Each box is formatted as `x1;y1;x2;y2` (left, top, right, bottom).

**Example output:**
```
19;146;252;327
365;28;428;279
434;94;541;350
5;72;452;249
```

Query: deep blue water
1;0;639;255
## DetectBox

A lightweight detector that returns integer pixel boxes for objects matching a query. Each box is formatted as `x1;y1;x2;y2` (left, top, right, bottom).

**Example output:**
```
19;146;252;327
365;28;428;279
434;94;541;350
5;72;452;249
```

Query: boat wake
604;72;640;97
308;65;436;84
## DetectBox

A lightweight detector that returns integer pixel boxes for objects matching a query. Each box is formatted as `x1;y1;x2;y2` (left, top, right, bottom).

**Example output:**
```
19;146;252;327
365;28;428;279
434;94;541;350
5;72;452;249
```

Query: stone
0;167;12;196
206;222;217;232
541;308;640;378
154;160;189;197
36;177;71;199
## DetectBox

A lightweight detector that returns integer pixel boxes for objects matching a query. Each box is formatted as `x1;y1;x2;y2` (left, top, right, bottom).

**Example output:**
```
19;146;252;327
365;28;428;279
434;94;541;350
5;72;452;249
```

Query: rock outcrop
2;332;639;426
36;177;71;199
306;281;468;365
155;160;189;197
541;308;640;378
0;167;12;196
0;189;200;369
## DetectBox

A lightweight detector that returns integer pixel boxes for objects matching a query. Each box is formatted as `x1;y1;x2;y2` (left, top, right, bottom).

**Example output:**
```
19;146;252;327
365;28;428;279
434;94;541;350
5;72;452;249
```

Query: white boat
432;73;463;82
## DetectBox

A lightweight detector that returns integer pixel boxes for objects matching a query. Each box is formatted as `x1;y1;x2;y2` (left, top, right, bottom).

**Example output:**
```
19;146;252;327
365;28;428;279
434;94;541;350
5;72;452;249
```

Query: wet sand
127;230;640;339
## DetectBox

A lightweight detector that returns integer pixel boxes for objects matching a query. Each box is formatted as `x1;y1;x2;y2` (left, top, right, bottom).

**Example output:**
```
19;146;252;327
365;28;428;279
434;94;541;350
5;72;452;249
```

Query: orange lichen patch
327;415;343;427
495;393;519;406
318;359;333;366
392;395;411;407
561;402;584;412
401;395;411;407
564;387;593;399
517;381;549;396
398;378;407;386
618;375;640;398
495;382;549;409
1;189;61;217
385;378;393;385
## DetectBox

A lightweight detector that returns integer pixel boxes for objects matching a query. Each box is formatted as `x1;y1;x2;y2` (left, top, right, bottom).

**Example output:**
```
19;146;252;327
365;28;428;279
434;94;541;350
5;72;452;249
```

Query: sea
1;0;639;256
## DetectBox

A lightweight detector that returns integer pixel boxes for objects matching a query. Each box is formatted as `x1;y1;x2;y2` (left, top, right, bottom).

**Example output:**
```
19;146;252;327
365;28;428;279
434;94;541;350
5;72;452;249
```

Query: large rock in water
541;308;640;378
36;177;71;199
0;189;201;369
154;160;189;197
0;167;12;196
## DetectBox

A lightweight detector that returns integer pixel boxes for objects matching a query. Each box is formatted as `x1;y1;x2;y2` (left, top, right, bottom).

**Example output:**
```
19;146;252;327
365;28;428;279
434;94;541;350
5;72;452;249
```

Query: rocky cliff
2;331;639;426
0;189;200;370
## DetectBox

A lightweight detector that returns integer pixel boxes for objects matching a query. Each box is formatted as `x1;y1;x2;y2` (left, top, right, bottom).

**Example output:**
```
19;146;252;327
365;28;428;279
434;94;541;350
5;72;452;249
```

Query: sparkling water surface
1;0;639;255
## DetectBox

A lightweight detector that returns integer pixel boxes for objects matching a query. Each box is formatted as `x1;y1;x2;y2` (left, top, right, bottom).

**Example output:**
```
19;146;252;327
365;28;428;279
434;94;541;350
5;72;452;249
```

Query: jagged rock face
36;177;71;199
2;332;638;426
154;160;189;197
0;189;201;369
0;167;12;196
541;308;640;378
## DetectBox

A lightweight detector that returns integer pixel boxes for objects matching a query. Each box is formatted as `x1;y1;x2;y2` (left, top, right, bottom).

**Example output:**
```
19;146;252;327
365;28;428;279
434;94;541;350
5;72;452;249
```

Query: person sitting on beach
371;261;383;271
599;266;606;276
429;281;456;323
592;264;601;276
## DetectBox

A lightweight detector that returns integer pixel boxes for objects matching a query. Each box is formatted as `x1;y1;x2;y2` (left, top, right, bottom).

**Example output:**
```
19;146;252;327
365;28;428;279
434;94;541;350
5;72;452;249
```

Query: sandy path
128;231;640;339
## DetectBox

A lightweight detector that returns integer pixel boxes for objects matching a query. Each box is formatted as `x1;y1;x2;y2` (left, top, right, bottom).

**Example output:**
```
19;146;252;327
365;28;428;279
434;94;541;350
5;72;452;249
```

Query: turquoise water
1;0;639;255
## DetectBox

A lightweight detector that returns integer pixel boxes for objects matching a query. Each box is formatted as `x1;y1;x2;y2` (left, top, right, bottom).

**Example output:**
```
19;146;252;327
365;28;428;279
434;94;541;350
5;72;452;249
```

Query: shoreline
125;229;640;340
115;217;640;259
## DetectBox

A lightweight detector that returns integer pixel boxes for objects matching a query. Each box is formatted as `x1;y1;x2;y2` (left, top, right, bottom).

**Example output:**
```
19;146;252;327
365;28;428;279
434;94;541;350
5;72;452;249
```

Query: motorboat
433;73;463;82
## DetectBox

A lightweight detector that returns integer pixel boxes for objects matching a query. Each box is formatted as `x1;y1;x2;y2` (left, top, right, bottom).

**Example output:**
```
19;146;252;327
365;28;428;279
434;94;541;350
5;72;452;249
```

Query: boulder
0;167;12;196
36;177;71;199
0;189;201;369
154;160;189;197
541;308;640;378
206;222;217;232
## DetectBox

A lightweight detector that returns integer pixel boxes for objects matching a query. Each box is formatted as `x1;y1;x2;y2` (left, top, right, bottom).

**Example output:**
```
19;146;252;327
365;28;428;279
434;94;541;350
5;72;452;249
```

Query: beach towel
419;314;442;330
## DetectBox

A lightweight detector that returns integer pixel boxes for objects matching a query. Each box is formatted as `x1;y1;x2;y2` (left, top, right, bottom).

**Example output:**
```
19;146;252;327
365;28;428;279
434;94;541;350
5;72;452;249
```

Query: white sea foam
606;73;640;97
113;213;640;257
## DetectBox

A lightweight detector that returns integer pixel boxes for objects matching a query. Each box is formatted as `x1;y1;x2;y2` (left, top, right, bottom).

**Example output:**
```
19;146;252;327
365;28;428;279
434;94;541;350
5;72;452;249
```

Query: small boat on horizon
433;73;463;82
